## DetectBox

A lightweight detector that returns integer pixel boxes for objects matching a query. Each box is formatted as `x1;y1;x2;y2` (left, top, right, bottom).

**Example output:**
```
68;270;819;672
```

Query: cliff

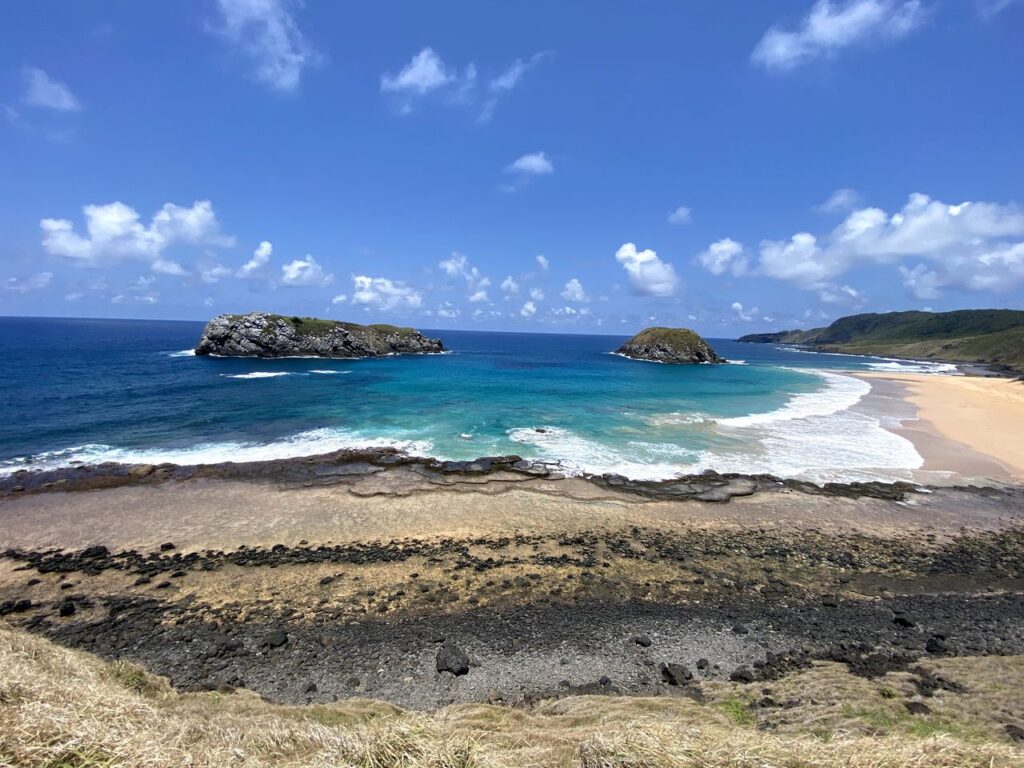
738;309;1024;373
195;312;444;358
616;327;724;364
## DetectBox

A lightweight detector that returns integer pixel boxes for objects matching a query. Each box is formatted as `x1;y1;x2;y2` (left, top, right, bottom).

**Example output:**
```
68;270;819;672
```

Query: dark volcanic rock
904;701;932;716
436;640;470;676
194;312;444;359
659;662;693;686
615;327;724;364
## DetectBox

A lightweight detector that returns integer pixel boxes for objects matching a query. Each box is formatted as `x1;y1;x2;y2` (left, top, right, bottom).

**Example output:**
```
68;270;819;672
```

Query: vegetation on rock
738;309;1024;373
616;327;724;364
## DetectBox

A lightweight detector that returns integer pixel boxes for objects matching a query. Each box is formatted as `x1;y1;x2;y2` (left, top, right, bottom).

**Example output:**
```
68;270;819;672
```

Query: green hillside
737;310;1024;373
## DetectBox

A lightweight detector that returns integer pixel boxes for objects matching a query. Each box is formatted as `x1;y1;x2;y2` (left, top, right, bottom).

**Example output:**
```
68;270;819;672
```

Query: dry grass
2;625;1021;768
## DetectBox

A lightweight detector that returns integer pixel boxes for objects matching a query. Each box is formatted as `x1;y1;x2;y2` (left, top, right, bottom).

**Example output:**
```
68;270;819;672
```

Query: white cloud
40;200;233;270
22;68;80;111
152;258;189;276
350;275;422;309
536;254;549;270
529;287;545;301
281;255;333;286
4;272;52;293
701;193;1024;300
381;47;456;96
614;243;679;297
65;291;84;301
436;301;460;319
520;301;537;317
731;302;760;322
667;206;692;225
697;238;748;277
438;252;490;299
479;52;547;122
500;275;520;294
560;278;588;302
215;0;315;92
816;188;861;213
331;293;347;304
506;151;553;176
752;0;925;72
238;240;273;277
201;264;233;283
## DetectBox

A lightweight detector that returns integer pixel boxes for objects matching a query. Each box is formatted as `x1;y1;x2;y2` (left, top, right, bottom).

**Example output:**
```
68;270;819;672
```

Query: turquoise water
0;318;948;481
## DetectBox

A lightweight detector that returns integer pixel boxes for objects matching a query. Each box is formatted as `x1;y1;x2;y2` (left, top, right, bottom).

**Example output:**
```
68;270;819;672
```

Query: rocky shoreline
0;447;964;501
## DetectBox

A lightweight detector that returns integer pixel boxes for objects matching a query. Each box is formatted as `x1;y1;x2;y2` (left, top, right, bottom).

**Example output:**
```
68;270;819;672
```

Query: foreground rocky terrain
1;457;1023;762
194;312;445;358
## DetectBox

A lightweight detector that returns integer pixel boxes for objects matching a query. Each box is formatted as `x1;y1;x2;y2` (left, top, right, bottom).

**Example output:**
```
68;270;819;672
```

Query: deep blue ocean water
0;317;955;481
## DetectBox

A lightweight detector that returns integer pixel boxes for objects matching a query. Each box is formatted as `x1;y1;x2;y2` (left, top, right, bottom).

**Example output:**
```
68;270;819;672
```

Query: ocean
0;317;959;483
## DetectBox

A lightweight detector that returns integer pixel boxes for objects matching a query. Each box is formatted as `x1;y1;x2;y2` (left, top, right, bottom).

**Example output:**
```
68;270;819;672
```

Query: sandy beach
858;372;1024;481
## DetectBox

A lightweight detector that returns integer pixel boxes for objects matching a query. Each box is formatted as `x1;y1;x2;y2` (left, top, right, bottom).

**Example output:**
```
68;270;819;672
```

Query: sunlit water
0;318;958;482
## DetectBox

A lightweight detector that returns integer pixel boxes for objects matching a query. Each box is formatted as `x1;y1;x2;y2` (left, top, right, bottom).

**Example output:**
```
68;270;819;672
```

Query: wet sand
858;372;1024;480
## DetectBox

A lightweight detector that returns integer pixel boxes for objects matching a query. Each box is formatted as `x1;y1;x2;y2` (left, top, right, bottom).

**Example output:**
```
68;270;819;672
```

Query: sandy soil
858;373;1024;480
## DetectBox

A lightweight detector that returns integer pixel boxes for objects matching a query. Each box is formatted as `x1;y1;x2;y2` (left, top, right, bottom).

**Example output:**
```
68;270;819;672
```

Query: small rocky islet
195;312;444;358
616;327;724;364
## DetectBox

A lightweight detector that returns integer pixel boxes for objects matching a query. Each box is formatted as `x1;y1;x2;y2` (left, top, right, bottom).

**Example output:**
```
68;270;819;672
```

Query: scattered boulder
904;701;932;716
264;630;289;649
633;635;653;648
659;662;693;686
730;666;756;683
436;640;470;676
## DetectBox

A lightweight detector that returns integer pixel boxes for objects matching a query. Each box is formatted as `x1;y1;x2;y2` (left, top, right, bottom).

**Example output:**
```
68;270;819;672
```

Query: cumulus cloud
560;278;588;302
536;254;549;270
280;255;332;286
238;240;272;277
22;67;80;111
4;272;53;293
529;287;545;301
752;0;926;72
40;200;234;271
214;0;316;92
350;275;422;309
731;302;760;322
436;301;460;319
697;238;748;276
614;243;679;297
201;264;233;283
381;47;457;96
520;301;537;317
500;276;520;294
816;188;861;213
667;206;692;225
506;151;553;176
439;252;490;300
697;193;1024;301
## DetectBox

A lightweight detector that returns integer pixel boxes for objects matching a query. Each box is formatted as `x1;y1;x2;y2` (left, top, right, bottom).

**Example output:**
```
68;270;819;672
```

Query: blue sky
2;0;1023;336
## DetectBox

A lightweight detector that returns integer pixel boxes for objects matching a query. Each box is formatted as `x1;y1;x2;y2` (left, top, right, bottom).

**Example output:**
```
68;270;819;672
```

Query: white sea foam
0;429;434;477
507;426;686;480
717;369;868;428
221;371;295;379
864;359;961;375
309;369;351;375
167;349;196;357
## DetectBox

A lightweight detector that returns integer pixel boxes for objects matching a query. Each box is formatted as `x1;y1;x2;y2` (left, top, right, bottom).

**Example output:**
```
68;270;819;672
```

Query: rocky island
616;326;724;364
194;312;444;358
